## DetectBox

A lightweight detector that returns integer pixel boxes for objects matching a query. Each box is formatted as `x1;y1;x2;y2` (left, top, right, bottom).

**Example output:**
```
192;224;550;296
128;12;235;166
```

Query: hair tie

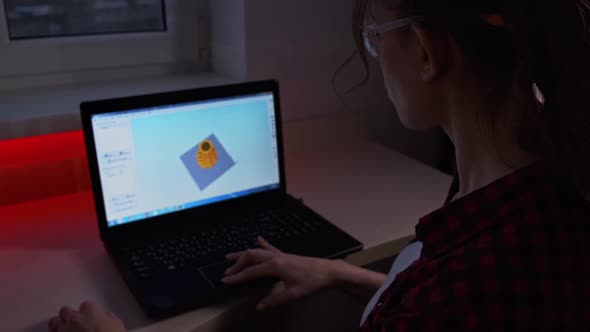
480;14;506;28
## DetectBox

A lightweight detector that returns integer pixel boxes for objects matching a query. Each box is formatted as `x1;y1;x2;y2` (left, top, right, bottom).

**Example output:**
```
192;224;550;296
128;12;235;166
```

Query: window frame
0;0;204;80
3;0;168;41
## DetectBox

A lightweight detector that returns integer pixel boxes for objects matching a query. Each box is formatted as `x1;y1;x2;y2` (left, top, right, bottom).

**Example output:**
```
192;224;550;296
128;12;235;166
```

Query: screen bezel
81;80;287;242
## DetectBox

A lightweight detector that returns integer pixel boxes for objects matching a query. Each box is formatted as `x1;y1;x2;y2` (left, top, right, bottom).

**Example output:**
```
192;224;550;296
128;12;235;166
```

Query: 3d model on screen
180;134;236;191
197;139;218;169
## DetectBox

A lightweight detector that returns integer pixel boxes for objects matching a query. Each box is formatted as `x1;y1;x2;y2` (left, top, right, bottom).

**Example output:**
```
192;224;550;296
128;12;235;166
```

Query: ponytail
514;0;590;198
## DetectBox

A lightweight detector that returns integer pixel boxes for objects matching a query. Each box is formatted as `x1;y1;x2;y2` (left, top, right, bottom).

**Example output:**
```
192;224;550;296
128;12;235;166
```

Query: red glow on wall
0;130;84;166
0;130;92;206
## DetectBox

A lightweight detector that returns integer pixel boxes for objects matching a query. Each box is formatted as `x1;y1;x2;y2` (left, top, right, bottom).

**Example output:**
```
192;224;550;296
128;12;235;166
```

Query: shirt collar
416;162;549;258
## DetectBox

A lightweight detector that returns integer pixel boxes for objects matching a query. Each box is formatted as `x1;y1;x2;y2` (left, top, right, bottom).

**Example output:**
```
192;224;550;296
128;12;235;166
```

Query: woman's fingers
226;252;243;261
224;237;282;276
257;236;281;253
224;249;275;276
226;236;279;259
222;262;276;284
79;301;103;317
58;306;77;322
226;237;279;261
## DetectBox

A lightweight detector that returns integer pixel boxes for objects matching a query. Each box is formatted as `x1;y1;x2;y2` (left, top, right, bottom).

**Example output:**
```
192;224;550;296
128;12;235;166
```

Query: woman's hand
222;236;339;311
48;301;126;332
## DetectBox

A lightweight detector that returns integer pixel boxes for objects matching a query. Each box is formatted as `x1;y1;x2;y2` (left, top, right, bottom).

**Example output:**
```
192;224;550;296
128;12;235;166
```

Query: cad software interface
91;92;280;227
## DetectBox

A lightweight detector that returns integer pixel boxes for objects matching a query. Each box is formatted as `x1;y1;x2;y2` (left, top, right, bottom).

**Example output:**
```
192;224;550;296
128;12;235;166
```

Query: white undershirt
360;241;423;326
359;194;458;326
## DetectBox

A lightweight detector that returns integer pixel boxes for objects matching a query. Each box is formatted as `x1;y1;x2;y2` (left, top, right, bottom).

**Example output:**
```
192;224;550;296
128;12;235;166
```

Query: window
0;0;206;89
4;0;166;40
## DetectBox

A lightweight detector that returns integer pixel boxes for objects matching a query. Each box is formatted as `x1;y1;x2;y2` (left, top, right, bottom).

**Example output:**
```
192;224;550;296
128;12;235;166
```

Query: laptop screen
91;92;281;228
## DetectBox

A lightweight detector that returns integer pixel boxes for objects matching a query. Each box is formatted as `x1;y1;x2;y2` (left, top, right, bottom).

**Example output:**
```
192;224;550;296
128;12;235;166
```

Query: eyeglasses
362;15;428;58
362;14;506;58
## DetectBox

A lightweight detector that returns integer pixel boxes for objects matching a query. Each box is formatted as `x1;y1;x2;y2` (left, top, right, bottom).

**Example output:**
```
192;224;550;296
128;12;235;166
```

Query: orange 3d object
196;139;218;169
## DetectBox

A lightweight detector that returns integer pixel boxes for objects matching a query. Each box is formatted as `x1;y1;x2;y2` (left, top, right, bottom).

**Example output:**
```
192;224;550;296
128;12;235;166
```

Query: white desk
0;140;451;332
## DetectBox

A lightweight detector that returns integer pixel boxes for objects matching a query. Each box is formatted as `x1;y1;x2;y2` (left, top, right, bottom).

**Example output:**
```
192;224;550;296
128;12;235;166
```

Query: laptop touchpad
199;261;234;289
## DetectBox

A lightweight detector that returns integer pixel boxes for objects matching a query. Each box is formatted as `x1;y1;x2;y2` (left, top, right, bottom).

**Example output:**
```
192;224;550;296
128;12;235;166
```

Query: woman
49;0;590;331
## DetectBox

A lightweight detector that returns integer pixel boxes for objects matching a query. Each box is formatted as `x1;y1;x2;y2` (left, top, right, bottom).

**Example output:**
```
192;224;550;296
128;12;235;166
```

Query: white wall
210;0;247;79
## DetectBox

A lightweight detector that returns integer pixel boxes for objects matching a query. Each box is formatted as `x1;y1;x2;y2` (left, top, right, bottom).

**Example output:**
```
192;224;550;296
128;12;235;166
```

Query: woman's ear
411;25;452;82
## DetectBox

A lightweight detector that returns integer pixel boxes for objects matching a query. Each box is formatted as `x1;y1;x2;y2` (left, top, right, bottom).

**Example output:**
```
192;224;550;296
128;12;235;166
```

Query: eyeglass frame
362;15;429;58
362;13;506;58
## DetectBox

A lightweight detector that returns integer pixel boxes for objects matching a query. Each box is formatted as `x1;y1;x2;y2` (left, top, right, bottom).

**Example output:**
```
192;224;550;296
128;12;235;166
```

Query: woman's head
353;0;590;197
355;0;529;130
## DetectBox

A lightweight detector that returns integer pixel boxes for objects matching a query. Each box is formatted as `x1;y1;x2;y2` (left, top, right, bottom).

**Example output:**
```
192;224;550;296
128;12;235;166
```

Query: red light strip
0;130;91;206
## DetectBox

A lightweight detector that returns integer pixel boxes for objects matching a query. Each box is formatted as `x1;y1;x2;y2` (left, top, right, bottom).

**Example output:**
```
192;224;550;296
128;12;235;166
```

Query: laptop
80;80;363;319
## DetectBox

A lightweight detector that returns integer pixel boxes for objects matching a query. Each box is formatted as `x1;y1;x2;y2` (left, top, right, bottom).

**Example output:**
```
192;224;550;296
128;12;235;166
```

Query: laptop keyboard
122;208;323;279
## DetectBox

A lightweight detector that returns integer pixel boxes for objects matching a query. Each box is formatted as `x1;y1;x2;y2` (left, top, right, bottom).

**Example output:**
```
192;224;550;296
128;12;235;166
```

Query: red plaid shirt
361;163;590;331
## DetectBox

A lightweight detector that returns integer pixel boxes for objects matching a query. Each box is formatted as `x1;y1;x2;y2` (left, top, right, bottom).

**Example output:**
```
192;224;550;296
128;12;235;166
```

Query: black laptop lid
81;80;287;240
